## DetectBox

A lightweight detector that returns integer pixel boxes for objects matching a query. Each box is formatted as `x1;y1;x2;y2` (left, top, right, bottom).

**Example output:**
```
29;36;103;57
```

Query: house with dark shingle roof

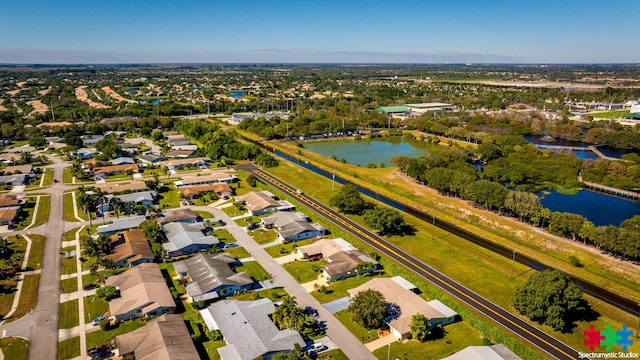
261;211;325;242
200;298;304;360
235;191;295;216
173;253;253;301
115;313;199;360
162;222;219;258
105;229;154;268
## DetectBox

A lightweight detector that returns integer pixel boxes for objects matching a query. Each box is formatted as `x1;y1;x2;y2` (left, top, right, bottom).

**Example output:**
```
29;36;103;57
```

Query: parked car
83;284;97;291
311;343;325;352
91;315;108;326
223;243;239;249
247;223;259;230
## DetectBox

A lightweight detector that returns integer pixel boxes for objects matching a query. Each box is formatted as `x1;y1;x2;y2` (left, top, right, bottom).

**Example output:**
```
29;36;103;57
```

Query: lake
303;137;441;167
539;190;640;226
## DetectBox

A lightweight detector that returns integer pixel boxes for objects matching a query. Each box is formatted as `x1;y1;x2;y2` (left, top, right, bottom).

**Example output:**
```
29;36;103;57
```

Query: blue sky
0;0;638;64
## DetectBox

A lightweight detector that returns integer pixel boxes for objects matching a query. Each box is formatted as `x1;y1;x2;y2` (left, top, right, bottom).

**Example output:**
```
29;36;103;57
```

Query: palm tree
110;197;123;219
90;187;108;224
76;187;94;226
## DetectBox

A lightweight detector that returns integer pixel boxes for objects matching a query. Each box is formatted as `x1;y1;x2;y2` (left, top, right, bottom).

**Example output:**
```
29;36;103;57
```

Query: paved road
207;207;376;360
0;154;74;360
245;165;580;360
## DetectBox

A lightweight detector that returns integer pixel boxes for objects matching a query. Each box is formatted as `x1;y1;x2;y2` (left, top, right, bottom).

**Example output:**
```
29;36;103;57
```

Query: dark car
83;284;98;291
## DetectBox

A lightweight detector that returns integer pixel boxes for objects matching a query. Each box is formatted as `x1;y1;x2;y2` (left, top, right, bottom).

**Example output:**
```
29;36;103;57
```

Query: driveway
211;208;376;360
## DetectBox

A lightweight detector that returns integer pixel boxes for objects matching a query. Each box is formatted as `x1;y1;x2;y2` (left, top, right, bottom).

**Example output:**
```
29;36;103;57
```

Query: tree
410;314;434;342
329;183;367;214
96;285;118;300
363;206;407;235
110;197;123;219
255;152;278;167
348;289;388;330
91;188;108;224
80;234;112;258
513;270;583;331
140;219;165;244
271;296;310;332
246;174;258;187
29;133;47;149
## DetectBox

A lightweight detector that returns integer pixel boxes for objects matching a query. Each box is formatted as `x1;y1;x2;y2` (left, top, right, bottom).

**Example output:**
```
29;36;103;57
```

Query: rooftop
173;253;252;299
162;222;219;253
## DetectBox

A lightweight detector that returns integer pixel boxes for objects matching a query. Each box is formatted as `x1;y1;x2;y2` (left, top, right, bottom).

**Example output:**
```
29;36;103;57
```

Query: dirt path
0;99;6;111
26;100;48;117
101;86;135;103
38;87;51;96
384;170;640;284
75;86;110;109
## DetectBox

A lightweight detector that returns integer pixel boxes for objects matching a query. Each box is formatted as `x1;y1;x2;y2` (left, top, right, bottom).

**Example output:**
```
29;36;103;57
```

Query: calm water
304;137;438;167
231;91;246;99
524;135;626;159
539;190;640;226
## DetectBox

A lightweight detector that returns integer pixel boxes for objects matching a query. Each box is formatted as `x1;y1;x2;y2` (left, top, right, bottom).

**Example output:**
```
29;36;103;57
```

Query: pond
539;190;640;226
303;137;442;167
231;91;246;99
524;135;627;159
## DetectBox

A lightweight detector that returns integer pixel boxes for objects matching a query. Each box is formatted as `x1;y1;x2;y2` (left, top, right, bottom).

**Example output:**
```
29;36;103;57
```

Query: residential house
157;157;209;171
97;181;148;194
179;183;232;204
138;154;165;165
96;215;146;235
100;116;141;126
261;212;325;242
156;208;199;225
81;134;105;146
200;298;305;360
105;229;154;268
0;153;20;164
166;134;198;151
235;191;295;216
3;164;35;177
173;253;253;301
76;147;97;160
296;238;358;260
98;190;156;213
322;249;379;282
0;194;23;209
162;222;219;258
347;277;458;340
105;263;175;321
0;174;28;186
36;121;77;130
92;164;139;180
110;157;135;165
443;344;521;360
165;149;194;158
115;314;199;360
174;171;237;187
0;208;19;226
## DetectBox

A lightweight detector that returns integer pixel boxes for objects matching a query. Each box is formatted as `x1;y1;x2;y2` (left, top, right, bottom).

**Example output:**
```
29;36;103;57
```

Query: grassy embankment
257;144;640;355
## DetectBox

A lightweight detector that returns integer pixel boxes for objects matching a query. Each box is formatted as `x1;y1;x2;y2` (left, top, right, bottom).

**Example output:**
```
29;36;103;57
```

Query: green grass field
7;274;39;323
311;272;390;304
224;247;251;259
158;189;181;208
235;260;271;282
83;295;109;324
247;228;278;245
334;309;379;343
60;256;77;275
371;322;486;360
63;192;87;221
58;337;80;360
193;210;213;219
589;109;630;119
62;167;73;184
264;238;314;258
283;260;323;283
32;195;50;228
42;169;54;187
25;234;45;270
59;299;79;329
0;337;29;360
60;278;78;294
222;205;246;217
85;319;146;349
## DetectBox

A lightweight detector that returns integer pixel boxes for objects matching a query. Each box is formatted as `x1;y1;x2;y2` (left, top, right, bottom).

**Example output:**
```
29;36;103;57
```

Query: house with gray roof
111;157;135;165
162;222;219;258
200;298;304;360
261;212;325;242
138;154;165;165
0;174;28;186
76;147;98;160
81;134;105;146
98;191;156;213
173;253;253;301
96;215;146;235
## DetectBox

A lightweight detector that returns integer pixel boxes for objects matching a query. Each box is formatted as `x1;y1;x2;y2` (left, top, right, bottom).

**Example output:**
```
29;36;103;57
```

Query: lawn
311;272;391;304
25;234;45;270
224;247;251;259
158;189;181;209
212;229;234;243
264;238;314;258
85;319;146;349
14;197;37;230
227;287;288;302
283;260;323;283
83;295;109;324
193;210;213;219
247;228;278;245
58;337;80;360
62;167;73;184
589;109;630;119
59;299;79;329
63;227;81;242
42;168;54;187
371;322;486;360
316;349;349;360
60;278;78;294
0;337;29;360
334;309;379;343
63;192;85;222
0;293;15;319
235;260;271;282
222;205;246;217
60;256;77;275
193;192;219;206
32;195;50;227
7;274;39;322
